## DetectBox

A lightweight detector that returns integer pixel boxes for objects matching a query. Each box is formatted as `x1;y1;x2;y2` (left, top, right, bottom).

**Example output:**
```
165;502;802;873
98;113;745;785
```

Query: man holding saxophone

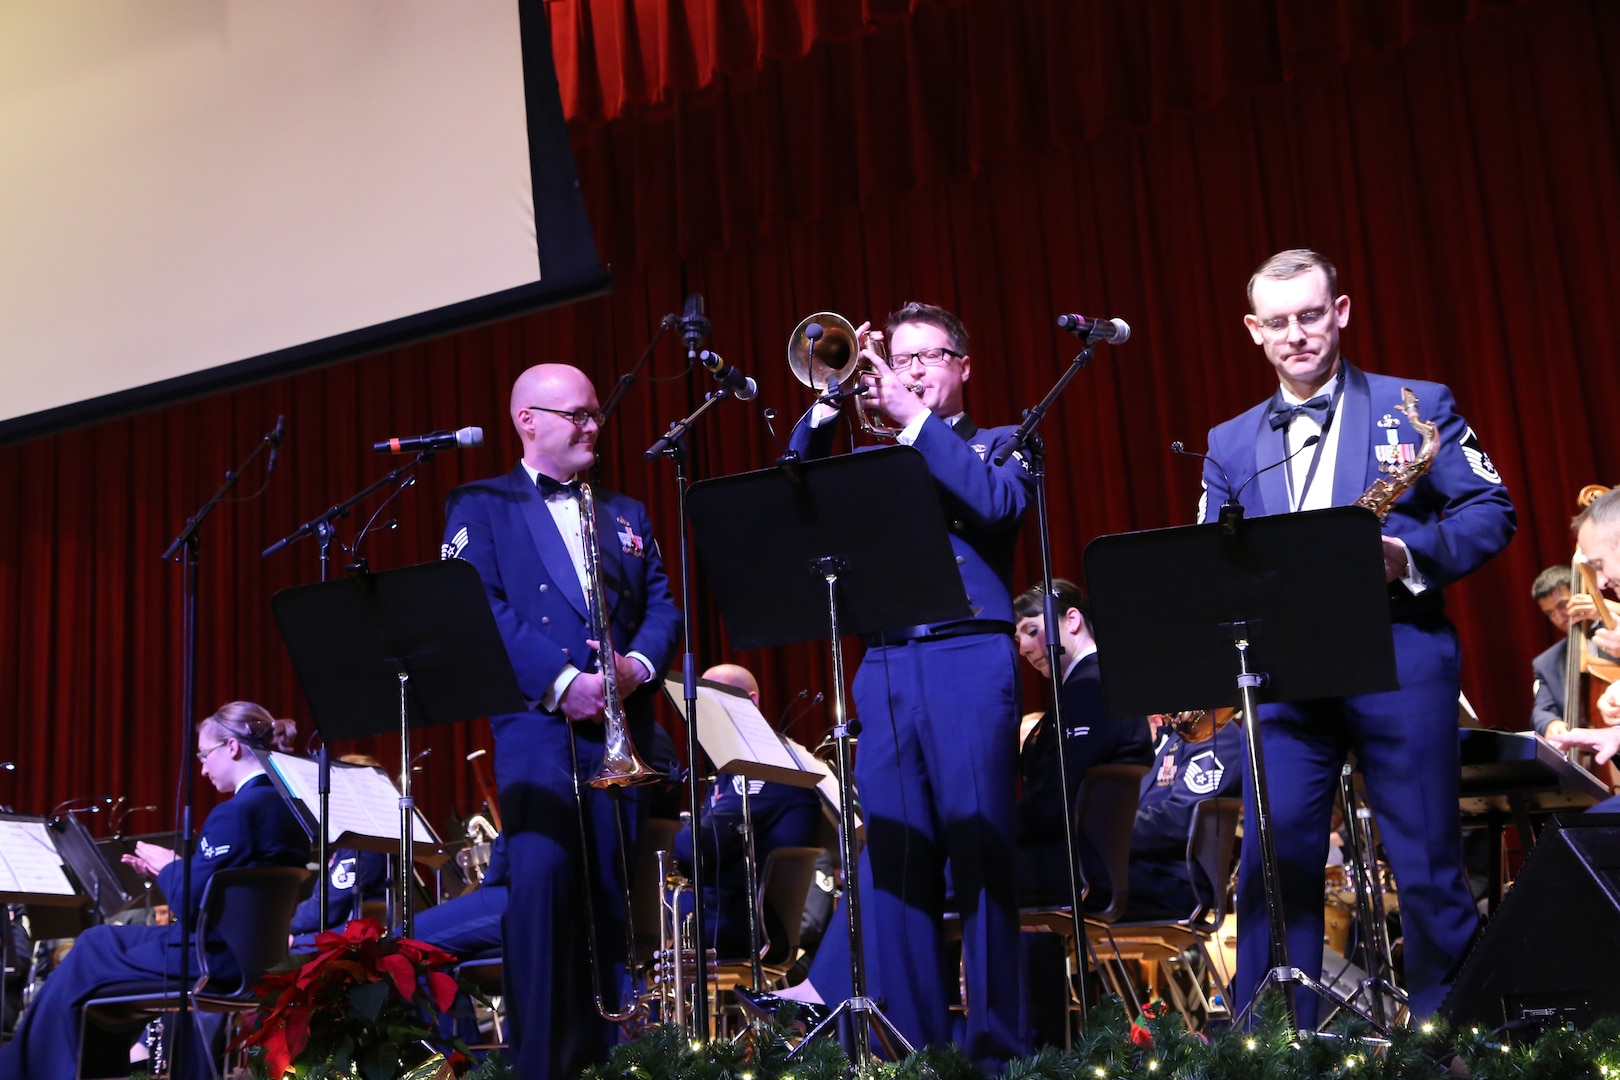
788;302;1033;1064
1200;250;1515;1026
442;363;679;1080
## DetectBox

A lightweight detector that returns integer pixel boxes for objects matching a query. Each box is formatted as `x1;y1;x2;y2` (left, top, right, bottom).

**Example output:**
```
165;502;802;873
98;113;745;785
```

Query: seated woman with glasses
0;701;310;1080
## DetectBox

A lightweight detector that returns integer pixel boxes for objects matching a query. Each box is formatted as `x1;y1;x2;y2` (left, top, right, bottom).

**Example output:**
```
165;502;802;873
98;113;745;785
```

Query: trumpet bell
788;311;861;391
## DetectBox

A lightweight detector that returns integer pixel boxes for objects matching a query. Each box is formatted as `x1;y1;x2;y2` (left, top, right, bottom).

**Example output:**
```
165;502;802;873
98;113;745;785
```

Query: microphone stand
263;448;439;931
995;336;1103;1034
160;423;278;1067
644;386;738;1038
599;315;678;428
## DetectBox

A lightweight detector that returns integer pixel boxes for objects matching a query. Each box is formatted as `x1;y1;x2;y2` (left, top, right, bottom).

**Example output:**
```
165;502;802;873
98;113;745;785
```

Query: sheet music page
0;820;78;896
782;736;862;830
333;766;435;844
266;754;435;847
662;676;820;787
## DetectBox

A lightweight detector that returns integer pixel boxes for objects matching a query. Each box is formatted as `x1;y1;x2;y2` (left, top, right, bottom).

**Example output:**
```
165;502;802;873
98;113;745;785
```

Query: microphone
266;414;286;471
372;426;484;454
680;294;711;360
1056;313;1132;345
1231;435;1320;505
815;375;869;407
1206;435;1320;535
1170;440;1233;494
698;350;759;402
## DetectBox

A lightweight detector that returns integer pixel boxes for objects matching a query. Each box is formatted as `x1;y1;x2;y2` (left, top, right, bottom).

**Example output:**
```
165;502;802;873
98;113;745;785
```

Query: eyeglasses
888;348;964;368
527;406;607;427
196;740;229;764
1254;306;1333;336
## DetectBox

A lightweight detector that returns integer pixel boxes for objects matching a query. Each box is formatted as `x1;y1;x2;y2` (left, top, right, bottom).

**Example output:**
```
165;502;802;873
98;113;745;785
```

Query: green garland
580;994;1620;1080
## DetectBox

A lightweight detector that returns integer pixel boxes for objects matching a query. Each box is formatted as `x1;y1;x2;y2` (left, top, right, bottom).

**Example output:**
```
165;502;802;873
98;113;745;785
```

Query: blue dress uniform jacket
1125;723;1245;920
0;773;308;1080
793;410;1033;1064
443;465;678;1080
1201;361;1514;1024
672;775;822;960
289;848;390;937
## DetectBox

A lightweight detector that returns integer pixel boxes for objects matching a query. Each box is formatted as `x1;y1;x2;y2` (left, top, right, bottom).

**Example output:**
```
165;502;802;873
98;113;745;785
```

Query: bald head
510;363;601;481
702;663;760;705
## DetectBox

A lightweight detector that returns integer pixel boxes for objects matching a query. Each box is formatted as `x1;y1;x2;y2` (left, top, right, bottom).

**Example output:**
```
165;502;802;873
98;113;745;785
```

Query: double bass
1563;485;1620;750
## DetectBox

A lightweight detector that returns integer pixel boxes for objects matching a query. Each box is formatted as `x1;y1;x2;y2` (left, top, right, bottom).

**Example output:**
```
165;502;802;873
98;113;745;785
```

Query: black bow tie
1268;394;1333;431
535;472;581;499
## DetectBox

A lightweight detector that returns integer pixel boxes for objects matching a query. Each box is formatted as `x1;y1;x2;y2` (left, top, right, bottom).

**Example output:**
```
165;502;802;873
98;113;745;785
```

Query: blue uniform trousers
0;924;223;1080
494;712;645;1080
1234;617;1476;1026
811;632;1023;1063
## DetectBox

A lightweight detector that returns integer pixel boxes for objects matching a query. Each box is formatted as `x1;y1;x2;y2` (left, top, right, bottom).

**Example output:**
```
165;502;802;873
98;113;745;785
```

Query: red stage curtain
0;0;1614;834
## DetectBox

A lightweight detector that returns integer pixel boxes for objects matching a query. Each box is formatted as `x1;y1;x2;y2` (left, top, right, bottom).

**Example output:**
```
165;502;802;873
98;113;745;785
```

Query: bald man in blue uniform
1201;250;1514;1025
790;302;1033;1064
442;363;678;1080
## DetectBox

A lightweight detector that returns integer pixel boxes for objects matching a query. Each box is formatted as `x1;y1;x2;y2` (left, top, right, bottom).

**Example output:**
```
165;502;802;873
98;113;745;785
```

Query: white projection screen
0;0;608;444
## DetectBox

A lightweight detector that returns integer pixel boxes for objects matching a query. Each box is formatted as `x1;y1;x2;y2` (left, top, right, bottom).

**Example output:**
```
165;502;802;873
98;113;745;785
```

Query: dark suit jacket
442;465;679;716
1017;654;1153;908
1200;361;1515;610
1531;638;1568;736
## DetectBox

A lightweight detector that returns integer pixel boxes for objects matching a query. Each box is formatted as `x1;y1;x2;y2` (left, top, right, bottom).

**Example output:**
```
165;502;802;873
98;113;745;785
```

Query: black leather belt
862;619;1014;647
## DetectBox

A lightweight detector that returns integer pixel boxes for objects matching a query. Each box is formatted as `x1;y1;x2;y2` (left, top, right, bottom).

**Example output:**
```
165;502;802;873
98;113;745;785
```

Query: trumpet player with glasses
442;363;679;1080
785;302;1034;1065
1200;249;1515;1026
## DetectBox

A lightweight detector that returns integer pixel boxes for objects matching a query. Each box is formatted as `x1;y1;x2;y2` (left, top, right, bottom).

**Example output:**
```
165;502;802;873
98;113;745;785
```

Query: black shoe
732;987;833;1031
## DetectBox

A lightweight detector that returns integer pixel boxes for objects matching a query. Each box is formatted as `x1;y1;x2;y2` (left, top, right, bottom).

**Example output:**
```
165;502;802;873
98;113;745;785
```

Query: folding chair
77;865;313;1079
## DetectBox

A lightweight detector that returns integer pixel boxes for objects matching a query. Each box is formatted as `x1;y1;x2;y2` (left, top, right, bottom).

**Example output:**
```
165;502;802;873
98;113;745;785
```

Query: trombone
569;480;662;1024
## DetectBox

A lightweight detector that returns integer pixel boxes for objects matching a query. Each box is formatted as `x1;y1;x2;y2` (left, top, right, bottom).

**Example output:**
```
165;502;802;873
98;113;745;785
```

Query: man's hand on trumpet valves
856;320;928;429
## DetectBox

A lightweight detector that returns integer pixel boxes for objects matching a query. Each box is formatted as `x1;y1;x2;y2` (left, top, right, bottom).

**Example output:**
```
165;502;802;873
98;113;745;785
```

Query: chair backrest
196;865;314;995
1074;764;1150;925
632;818;682;966
1184;796;1242;927
755;846;824;968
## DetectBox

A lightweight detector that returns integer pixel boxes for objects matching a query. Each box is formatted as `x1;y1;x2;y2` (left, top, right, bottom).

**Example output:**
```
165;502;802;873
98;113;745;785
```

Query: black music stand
271;560;525;937
687;446;970;1064
1084;505;1397;1033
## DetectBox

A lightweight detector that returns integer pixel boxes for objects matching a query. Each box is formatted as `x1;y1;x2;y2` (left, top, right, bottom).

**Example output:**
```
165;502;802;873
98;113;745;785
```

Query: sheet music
268;753;435;845
0;820;77;897
661;676;821;788
783;736;862;831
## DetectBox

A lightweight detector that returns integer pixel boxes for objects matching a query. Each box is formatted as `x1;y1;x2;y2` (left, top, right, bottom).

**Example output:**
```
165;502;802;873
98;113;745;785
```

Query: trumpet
788;311;918;440
568;480;661;1026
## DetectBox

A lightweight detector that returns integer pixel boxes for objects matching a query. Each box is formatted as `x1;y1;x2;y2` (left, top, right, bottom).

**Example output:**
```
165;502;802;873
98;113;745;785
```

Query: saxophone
1354;387;1440;521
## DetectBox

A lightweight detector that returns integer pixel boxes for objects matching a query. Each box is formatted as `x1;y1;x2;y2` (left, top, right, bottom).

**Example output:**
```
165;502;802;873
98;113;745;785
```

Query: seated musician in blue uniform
1202;249;1515;1025
1125;711;1243;921
1548;491;1620;809
1012;580;1153;911
671;664;822;962
0;701;309;1080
